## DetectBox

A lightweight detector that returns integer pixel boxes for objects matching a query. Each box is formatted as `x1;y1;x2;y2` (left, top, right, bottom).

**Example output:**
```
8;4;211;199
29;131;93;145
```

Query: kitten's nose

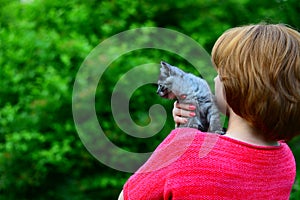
157;85;163;94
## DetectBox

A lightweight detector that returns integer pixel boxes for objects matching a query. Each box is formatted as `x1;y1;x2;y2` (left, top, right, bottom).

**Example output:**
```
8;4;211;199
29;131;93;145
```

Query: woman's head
211;24;300;141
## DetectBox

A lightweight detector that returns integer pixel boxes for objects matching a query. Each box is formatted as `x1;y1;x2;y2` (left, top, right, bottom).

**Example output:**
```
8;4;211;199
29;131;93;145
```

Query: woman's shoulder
151;128;295;169
168;128;295;166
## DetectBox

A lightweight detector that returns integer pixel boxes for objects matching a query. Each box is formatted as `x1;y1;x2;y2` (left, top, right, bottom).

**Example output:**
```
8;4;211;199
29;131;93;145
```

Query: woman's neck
225;109;279;146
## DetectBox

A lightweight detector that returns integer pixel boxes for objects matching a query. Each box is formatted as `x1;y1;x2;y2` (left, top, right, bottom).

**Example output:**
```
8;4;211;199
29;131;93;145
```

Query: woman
119;24;300;199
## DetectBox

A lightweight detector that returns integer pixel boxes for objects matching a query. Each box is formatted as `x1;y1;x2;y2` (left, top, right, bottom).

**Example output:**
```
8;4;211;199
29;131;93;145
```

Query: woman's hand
172;101;196;125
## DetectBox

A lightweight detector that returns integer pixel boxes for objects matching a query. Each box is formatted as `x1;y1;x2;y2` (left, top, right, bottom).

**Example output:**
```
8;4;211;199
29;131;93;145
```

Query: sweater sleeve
123;128;200;200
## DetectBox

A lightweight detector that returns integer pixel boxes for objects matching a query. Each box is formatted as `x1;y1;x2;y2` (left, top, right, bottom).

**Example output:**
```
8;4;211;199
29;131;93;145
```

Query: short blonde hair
212;24;300;141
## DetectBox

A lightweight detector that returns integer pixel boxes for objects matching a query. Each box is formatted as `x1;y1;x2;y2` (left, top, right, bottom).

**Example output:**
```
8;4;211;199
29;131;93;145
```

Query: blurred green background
1;0;300;199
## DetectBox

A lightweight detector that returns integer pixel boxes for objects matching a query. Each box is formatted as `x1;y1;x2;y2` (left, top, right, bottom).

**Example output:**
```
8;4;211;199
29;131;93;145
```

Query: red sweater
123;128;296;200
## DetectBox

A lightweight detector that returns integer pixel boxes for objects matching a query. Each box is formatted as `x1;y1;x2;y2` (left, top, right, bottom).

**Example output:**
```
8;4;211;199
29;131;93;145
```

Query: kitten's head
157;61;183;99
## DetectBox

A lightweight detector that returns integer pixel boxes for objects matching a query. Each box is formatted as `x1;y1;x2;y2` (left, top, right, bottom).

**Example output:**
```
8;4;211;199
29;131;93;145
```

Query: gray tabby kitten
157;61;222;133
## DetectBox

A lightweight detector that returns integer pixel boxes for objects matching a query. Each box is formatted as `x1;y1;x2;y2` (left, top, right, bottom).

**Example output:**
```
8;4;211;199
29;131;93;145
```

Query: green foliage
1;0;300;199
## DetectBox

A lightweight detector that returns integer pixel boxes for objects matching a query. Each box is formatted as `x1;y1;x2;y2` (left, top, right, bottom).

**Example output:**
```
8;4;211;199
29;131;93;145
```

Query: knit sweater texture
123;128;296;200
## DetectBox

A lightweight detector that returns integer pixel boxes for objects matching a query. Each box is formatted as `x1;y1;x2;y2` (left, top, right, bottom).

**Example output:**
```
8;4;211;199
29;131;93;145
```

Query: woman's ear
214;75;228;115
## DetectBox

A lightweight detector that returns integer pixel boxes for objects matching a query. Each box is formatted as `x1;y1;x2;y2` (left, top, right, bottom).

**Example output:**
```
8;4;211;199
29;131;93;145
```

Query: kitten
157;61;222;133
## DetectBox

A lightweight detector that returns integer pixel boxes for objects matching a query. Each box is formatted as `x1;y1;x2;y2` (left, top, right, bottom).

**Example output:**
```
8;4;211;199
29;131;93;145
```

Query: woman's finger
175;102;196;111
172;101;196;124
173;115;188;125
173;106;193;118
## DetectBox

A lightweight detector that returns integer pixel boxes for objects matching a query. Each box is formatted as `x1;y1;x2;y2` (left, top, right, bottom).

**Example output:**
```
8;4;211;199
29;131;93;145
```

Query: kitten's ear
160;61;172;76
